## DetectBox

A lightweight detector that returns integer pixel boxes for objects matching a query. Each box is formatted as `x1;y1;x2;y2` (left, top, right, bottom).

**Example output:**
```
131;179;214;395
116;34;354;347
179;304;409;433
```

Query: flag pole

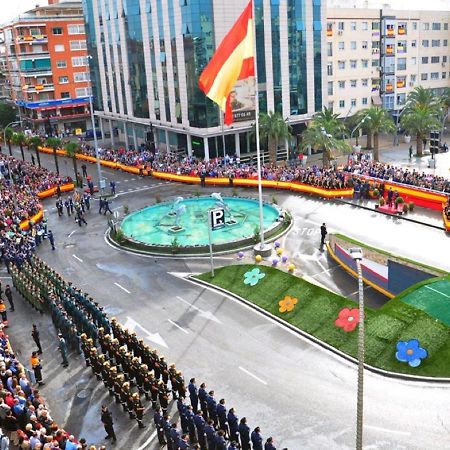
251;0;266;250
220;108;226;158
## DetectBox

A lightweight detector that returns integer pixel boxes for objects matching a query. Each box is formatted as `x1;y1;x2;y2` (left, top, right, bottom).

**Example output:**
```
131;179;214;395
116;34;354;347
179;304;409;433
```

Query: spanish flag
198;0;255;125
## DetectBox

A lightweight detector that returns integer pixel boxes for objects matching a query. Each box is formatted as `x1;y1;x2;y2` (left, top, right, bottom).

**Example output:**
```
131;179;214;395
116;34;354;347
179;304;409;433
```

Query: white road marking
168;319;189;334
68;230;76;238
136;430;157;450
238;366;267;385
72;254;83;263
123;179;129;182
175;296;222;324
426;285;450;299
114;282;131;294
123;316;168;348
130;178;136;181
365;425;411;436
0;276;12;279
316;259;330;276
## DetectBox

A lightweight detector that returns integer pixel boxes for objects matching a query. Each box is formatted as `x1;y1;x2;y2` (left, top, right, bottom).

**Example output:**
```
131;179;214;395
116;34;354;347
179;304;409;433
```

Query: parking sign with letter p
210;208;225;230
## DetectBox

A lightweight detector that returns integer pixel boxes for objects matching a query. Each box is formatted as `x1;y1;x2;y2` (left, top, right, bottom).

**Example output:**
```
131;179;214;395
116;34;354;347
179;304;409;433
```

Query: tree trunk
53;148;60;175
366;132;373;149
269;138;277;164
373;133;380;161
322;147;330;169
7;142;12;156
416;134;423;157
72;157;80;187
35;148;41;167
19;143;25;161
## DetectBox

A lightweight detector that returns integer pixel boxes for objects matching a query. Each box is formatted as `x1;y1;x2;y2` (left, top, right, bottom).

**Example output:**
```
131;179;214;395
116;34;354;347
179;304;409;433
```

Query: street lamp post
349;247;364;450
3;121;21;211
395;101;411;146
350;115;369;146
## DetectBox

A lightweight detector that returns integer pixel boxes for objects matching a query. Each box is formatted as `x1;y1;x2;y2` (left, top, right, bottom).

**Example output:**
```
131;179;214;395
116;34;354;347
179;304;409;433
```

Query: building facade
82;0;326;159
0;1;91;135
326;8;450;117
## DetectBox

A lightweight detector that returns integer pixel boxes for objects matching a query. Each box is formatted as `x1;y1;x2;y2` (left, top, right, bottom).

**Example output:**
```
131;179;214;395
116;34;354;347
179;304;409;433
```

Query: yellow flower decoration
278;295;298;313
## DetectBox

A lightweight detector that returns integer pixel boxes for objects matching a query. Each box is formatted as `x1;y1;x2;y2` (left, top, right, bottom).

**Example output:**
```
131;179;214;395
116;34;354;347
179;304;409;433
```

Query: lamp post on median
349;247;365;450
351;115;369;146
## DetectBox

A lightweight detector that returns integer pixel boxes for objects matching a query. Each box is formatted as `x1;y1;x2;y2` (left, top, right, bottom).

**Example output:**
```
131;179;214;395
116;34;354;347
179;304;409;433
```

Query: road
6;146;450;449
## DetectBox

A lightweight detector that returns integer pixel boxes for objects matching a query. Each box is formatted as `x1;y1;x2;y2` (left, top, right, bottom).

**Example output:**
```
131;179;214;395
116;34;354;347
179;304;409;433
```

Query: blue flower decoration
395;339;428;367
243;268;266;286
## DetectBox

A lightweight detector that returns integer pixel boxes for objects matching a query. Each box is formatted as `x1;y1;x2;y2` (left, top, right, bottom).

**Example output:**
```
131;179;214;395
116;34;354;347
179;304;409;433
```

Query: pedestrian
69;198;75;215
154;407;166;445
320;223;327;247
110;181;116;195
47;230;55;250
217;399;228;436
30;351;44;385
227;408;239;442
101;405;117;443
239;417;251;450
99;198;104;214
56;199;64;217
409;145;413;159
64;199;71;216
76;209;87;227
83;193;91;210
32;324;43;354
198;383;208;419
251;427;263;450
264;437;276;450
31;155;35;165
4;285;14;311
103;199;113;215
0;300;7;324
82;164;88;178
188;377;198;412
58;333;69;367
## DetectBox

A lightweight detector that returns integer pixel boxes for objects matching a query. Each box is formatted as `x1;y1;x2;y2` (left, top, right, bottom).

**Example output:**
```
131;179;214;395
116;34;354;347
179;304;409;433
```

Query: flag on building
198;0;255;125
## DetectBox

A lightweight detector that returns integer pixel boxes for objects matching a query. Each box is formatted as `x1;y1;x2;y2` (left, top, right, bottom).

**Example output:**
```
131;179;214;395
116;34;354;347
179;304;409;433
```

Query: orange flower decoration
278;295;298;313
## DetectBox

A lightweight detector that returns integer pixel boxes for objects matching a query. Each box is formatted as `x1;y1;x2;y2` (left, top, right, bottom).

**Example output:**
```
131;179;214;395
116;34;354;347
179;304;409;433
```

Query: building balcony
16;35;48;44
386;29;395;37
32;111;89;122
19;67;52;75
372;48;380;54
385;47;395;55
397;81;406;88
326;29;333;37
385;83;394;92
22;83;54;93
398;28;406;35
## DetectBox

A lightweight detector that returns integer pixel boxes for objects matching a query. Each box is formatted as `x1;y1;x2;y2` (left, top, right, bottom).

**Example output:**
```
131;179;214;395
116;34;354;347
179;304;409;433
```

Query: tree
27;136;43;168
12;132;27;161
438;87;450;134
65;141;81;187
406;86;441;112
45;137;62;175
257;111;292;163
302;107;349;168
3;127;13;156
357;106;395;161
0;103;17;129
401;106;441;157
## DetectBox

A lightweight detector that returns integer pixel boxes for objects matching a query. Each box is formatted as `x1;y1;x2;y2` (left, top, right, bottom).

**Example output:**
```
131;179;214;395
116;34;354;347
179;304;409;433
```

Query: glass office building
82;0;325;159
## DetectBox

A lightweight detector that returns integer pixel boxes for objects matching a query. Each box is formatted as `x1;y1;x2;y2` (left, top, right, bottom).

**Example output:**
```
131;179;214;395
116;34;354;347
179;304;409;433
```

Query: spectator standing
31;324;43;354
4;285;14;311
30;352;44;385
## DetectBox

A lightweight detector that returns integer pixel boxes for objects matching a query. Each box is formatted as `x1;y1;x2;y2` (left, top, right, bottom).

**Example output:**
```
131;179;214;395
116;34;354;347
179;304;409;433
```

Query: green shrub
395;196;404;206
379;197;386;207
123;204;129;215
408;202;415;212
115;228;126;244
155;194;162;204
372;189;380;198
272;195;278;205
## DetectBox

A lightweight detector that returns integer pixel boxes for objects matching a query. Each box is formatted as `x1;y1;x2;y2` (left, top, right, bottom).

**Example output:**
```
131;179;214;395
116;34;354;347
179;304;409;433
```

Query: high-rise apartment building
0;1;91;135
82;0;326;159
326;8;450;117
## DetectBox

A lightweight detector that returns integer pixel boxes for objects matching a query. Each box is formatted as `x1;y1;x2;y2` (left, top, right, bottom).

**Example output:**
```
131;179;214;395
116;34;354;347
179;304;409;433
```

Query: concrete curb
190;276;450;383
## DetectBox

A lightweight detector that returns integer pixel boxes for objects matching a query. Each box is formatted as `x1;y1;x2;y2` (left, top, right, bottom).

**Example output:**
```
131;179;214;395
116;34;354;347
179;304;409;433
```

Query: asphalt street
5;146;450;450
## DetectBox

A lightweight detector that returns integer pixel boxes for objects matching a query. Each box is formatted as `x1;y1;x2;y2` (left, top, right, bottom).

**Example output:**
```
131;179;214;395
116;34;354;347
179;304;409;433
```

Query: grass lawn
196;264;450;377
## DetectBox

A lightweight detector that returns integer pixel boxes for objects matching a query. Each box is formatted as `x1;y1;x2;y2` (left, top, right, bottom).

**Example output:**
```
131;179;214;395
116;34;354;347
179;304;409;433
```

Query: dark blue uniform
188;381;198;411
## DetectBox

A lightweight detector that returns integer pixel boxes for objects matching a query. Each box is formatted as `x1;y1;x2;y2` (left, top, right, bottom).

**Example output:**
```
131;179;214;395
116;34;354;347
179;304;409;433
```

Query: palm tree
357;106;395;161
302;107;349;168
45;137;62;175
12;132;27;161
438;87;450;134
4;127;13;156
406;86;441;112
27;136;42;167
401;106;441;157
258;111;292;163
65;141;81;187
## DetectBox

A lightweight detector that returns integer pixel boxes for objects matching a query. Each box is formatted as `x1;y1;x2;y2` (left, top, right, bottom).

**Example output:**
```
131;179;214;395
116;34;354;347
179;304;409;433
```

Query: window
362;78;369;87
361;59;369;68
432;23;441;30
431;56;440;64
70;40;87;51
423;23;430;31
372;22;380;31
397;58;406;70
56;60;67;68
338;60;345;70
444;40;448;47
327;42;333;57
327;82;333;96
445;23;449;30
350;60;357;69
58;76;68;84
431;72;439;80
338;42;345;50
351;41;357;50
351;22;356;31
74;72;90;82
410;74;416;83
413;22;418;31
68;24;85;34
327;62;333;76
362;22;368;31
52;27;63;35
351;99;357;107
328;102;334;111
432;40;440;47
411;57;417;65
422;40;429;47
362;41;368;49
350;80;357;88
421;73;428;81
338;80;345;89
54;44;65;52
444;56;448;63
362;98;368;105
61;92;70;99
422;57;429;64
372;59;379;67
338;22;344;31
71;56;88;67
76;87;90;97
339;100;345;108
443;72;447;79
411;40;417;48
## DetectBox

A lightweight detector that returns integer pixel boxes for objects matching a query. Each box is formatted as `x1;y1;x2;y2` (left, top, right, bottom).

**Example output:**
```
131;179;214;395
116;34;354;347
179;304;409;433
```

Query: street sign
209;208;225;230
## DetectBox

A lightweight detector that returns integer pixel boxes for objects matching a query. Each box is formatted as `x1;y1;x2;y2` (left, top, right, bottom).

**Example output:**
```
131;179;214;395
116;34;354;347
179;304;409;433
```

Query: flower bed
196;264;450;377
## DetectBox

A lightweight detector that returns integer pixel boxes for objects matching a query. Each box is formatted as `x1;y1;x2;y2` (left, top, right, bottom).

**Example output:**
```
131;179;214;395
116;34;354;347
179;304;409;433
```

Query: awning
371;95;382;106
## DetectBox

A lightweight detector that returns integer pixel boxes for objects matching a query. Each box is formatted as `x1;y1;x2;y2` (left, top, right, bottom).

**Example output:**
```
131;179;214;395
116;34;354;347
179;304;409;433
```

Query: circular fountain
114;195;290;256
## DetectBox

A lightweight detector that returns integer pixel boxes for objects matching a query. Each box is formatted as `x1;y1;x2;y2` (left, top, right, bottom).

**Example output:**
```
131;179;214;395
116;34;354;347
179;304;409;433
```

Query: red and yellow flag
198;0;255;125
